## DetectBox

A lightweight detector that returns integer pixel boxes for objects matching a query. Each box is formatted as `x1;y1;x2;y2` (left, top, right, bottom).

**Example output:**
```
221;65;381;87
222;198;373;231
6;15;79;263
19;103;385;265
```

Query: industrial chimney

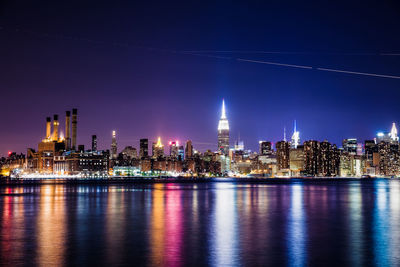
65;111;71;149
72;108;77;150
53;114;59;141
46;117;51;139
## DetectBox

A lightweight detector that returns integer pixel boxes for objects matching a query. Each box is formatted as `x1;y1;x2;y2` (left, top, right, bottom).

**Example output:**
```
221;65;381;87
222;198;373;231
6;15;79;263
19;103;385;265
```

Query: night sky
1;1;400;155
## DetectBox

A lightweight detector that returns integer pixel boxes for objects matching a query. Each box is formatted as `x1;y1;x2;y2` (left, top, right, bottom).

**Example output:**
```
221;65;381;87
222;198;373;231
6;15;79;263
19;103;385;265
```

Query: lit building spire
218;99;229;131
218;98;229;154
221;99;227;119
283;126;287;142
390;122;399;142
291;120;300;149
155;136;163;147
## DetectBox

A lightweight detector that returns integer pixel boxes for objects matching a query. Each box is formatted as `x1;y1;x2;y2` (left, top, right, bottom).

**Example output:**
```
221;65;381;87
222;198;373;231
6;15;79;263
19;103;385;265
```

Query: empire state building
218;99;229;155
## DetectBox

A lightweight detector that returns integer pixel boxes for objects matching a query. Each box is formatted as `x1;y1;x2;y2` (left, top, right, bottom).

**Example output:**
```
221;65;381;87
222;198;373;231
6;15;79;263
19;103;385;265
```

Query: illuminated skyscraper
111;131;117;159
152;137;164;159
390;122;399;142
217;99;229;155
276;141;290;170
365;139;378;165
291;120;300;149
304;140;321;176
259;141;272;155
140;139;149;159
185;140;193;159
71;108;77;150
92;135;97;151
343;138;357;155
234;139;244;151
169;141;179;159
178;145;184;161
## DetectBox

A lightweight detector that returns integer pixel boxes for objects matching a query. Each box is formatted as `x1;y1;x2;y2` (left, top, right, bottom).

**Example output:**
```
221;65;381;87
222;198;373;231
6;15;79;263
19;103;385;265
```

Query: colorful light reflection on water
1;180;400;266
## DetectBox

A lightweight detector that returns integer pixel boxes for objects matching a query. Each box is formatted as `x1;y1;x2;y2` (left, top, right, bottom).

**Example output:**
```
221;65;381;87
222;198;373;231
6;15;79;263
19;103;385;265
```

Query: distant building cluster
2;101;400;178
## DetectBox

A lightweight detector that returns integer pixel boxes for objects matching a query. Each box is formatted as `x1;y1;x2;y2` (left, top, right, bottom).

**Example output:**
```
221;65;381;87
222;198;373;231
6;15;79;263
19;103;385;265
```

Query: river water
1;179;399;266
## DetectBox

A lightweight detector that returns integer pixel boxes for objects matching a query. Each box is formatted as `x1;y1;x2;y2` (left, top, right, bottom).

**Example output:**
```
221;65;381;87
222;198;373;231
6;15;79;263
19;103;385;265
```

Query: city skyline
2;1;400;156
2;99;400;157
3;2;400;266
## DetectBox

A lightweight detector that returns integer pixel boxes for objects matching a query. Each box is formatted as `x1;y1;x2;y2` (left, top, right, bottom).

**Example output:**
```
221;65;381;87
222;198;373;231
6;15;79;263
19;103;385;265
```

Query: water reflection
1;181;400;266
165;184;183;267
210;183;239;267
348;183;363;266
287;184;307;267
37;185;66;266
372;181;391;266
105;185;126;265
388;181;400;266
150;184;165;267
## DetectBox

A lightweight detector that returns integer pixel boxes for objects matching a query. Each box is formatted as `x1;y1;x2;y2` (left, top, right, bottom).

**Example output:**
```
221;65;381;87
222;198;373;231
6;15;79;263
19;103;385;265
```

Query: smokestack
65;111;71;149
46;117;51;139
72;108;77;150
53;114;59;141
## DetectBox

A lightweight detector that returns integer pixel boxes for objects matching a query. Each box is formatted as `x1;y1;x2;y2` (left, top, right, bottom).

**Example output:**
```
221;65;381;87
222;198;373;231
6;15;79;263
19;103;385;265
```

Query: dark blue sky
1;0;400;155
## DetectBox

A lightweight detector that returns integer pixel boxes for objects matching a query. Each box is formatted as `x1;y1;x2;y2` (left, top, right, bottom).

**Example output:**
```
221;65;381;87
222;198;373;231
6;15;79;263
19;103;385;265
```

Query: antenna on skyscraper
284;126;287;142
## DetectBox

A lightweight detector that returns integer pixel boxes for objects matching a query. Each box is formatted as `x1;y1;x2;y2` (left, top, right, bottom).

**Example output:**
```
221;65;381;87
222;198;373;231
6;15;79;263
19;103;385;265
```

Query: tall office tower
65;111;71;150
234;140;244;151
390;122;399;142
320;141;339;176
259;141;272;155
152;137;164;159
169;141;179;159
52;114;59;141
356;143;363;156
111;131;117;159
217;99;229;155
185;140;193;159
303;140;321;176
365;140;378;163
92;135;97;151
71;108;78;150
342;138;357;155
320;141;331;176
291;120;300;149
46;117;51;139
276;141;290;170
140;139;149;159
178;145;184;161
331;144;340;176
377;141;400;176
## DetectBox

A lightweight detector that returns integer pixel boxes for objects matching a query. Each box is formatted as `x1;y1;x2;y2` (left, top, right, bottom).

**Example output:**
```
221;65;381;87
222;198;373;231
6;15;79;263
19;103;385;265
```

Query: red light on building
8;151;12;156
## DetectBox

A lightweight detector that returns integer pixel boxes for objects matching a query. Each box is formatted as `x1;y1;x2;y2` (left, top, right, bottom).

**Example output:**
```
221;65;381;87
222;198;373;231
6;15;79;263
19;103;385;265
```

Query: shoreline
0;176;394;186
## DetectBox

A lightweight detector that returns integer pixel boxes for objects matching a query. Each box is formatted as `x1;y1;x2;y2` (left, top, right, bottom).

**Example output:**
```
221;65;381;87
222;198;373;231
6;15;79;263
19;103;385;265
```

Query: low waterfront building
112;166;141;176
